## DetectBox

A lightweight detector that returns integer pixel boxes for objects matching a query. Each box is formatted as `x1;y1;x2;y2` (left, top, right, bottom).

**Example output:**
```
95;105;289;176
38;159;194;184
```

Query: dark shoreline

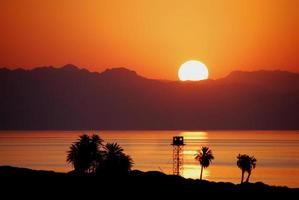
0;166;298;198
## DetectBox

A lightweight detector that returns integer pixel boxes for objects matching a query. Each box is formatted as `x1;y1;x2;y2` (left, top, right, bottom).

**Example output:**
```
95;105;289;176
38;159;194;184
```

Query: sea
0;130;298;187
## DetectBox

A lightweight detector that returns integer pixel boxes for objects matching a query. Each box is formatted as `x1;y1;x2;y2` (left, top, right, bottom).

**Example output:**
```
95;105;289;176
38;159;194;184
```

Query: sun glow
178;60;209;81
182;164;210;179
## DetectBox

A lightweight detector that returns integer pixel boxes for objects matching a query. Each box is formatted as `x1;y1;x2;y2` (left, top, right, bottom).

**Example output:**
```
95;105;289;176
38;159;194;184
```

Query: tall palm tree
195;146;214;180
237;154;257;183
67;134;103;173
100;142;133;174
90;135;104;173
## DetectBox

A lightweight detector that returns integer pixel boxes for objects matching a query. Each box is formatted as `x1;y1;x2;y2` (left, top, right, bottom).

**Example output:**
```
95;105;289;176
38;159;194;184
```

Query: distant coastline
1;65;299;130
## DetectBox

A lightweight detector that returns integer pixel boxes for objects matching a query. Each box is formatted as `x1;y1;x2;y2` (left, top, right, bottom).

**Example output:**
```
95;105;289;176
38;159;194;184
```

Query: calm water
0;130;299;187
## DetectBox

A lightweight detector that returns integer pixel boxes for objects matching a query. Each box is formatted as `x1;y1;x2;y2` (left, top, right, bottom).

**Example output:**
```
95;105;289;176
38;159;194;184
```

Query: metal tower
171;136;185;176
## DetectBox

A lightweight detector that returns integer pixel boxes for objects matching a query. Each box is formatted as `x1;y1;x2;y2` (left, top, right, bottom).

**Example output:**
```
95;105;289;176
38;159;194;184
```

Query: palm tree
90;135;104;173
67;134;103;173
100;142;133;174
195;146;214;180
237;154;257;183
104;143;124;157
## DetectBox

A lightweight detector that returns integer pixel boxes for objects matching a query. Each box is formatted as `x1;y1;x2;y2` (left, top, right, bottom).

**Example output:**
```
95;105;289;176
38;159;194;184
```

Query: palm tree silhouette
104;143;124;157
67;134;103;173
237;154;257;183
90;135;104;172
101;142;133;174
195;146;214;180
67;135;133;175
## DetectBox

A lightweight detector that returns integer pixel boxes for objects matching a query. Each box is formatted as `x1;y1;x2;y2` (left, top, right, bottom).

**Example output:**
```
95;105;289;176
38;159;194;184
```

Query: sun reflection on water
182;164;210;179
178;131;212;180
180;131;208;140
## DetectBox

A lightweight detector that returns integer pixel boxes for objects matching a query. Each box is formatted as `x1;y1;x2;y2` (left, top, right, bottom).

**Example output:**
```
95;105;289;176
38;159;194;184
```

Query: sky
0;0;298;80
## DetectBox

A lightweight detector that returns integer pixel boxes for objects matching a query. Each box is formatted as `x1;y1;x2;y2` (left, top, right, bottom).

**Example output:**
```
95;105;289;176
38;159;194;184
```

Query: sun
178;60;209;81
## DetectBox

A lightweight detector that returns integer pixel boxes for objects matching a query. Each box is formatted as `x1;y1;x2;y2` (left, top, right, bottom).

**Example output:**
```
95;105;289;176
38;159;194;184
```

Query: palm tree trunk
200;165;203;180
241;170;244;184
246;171;251;183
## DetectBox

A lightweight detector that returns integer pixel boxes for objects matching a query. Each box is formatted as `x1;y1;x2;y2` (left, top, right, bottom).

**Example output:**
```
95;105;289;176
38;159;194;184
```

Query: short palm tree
101;142;133;174
237;154;257;183
67;134;103;173
195;146;214;180
104;143;124;157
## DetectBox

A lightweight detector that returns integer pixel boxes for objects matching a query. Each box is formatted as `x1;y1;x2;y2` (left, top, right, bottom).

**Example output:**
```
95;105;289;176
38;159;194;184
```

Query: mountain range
1;64;298;130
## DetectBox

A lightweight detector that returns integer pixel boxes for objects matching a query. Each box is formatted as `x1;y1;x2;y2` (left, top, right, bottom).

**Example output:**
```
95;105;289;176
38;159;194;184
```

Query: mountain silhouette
0;65;298;130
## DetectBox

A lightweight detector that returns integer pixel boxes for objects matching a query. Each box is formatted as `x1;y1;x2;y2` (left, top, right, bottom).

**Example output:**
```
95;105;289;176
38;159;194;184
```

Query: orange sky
0;0;298;80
